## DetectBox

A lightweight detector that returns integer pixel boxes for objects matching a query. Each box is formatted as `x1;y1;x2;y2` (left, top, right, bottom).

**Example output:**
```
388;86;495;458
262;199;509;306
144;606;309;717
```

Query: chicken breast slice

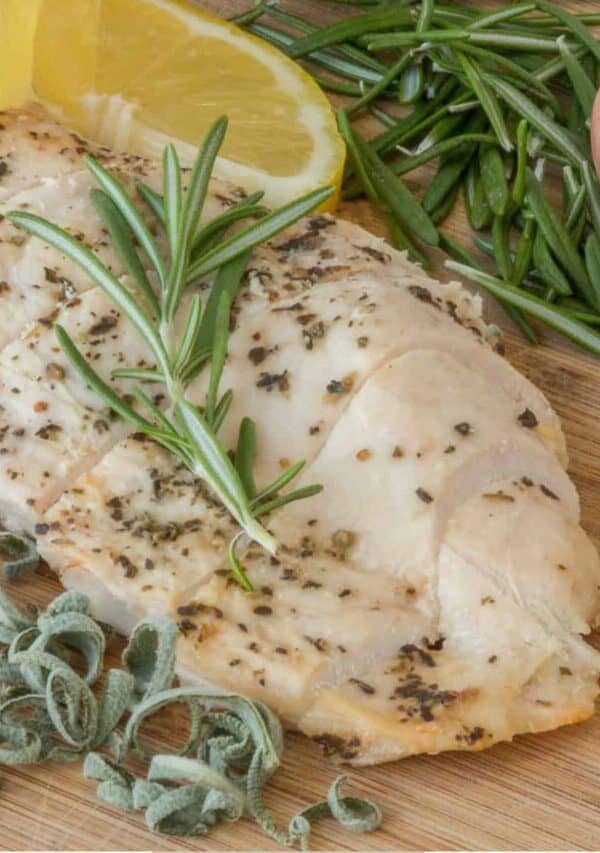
13;263;566;540
0;216;565;538
0;362;127;531
0;106;250;351
39;435;438;721
0;286;159;529
295;495;600;765
189;273;567;487
37;435;239;617
267;349;578;592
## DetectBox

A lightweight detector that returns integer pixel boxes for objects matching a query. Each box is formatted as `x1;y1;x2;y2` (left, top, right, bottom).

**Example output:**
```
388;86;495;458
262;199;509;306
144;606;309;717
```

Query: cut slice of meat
38;435;237;618
294;513;600;765
189;275;567;487
267;349;578;603
443;479;600;637
7;286;156;409
0;361;129;531
0;285;158;528
0;106;246;352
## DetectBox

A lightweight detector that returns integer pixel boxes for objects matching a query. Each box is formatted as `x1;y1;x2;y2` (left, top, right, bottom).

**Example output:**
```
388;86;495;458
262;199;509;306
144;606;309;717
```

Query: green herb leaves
238;1;600;356
338;107;438;248
0;586;381;845
10;119;330;590
0;532;39;579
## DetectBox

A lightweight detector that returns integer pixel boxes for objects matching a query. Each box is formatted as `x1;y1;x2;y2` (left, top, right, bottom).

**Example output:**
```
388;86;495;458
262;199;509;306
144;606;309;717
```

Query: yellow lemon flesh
2;0;344;208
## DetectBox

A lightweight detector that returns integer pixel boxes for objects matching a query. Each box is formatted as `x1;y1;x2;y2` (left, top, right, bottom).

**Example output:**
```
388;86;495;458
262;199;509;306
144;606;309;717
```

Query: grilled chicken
1;107;599;765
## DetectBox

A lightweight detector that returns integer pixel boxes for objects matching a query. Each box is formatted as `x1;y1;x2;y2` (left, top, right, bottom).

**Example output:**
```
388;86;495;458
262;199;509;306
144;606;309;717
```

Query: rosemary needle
447;261;600;357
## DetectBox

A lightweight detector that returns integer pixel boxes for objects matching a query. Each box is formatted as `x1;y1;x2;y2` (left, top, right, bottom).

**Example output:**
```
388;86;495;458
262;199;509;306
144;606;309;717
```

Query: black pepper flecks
517;408;538;428
89;315;118;336
540;484;559;500
302;321;325;350
482;491;515;502
454;422;472;436
305;635;327;652
326;376;352;395
462;726;486;745
248;346;267;365
280;568;298;581
35;424;63;441
256;370;289;393
312;734;361;760
352;244;390;264
277;232;323;254
408;284;435;305
349;678;376;695
116;554;137;578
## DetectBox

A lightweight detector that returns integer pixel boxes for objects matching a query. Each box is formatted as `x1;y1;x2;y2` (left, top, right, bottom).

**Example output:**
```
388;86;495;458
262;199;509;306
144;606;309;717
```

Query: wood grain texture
3;1;600;850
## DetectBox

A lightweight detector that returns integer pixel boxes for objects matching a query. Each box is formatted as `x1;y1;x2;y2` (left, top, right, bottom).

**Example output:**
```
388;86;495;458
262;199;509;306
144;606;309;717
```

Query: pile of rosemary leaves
235;0;600;356
0;584;380;843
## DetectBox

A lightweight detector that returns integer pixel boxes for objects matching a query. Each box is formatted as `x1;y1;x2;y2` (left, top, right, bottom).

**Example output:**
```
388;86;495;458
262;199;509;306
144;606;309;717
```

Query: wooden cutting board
3;1;600;849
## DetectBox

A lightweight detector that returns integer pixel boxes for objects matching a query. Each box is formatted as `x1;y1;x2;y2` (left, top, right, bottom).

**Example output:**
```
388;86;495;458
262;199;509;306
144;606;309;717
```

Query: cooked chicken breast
1;107;600;765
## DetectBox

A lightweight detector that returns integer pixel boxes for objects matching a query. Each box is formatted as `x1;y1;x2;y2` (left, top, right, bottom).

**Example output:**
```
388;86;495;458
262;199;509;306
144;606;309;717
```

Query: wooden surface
4;1;600;850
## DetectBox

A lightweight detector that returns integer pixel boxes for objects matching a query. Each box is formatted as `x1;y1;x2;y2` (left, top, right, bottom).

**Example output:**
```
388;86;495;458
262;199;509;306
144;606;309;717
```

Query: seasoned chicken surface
1;107;600;765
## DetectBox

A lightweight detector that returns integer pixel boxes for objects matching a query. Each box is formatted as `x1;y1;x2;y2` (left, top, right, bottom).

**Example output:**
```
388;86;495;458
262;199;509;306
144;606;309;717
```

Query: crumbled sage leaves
0;585;381;845
0;531;39;579
9;119;329;592
237;0;600;357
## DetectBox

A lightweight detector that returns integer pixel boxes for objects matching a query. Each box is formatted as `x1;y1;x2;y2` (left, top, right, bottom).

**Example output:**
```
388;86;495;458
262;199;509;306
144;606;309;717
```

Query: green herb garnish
0;532;39;580
236;1;600;357
9;117;332;591
0;585;381;844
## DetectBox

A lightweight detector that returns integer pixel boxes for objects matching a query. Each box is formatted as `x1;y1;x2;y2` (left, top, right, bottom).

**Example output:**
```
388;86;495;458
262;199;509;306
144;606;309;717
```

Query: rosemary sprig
9;117;333;591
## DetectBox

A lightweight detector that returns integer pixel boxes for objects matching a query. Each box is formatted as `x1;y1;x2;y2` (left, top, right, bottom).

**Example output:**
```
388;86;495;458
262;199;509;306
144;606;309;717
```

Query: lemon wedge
3;0;344;208
0;0;42;110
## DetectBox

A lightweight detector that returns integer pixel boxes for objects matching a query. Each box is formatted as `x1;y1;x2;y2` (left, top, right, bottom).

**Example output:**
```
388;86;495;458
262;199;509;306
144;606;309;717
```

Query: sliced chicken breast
0;108;598;765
